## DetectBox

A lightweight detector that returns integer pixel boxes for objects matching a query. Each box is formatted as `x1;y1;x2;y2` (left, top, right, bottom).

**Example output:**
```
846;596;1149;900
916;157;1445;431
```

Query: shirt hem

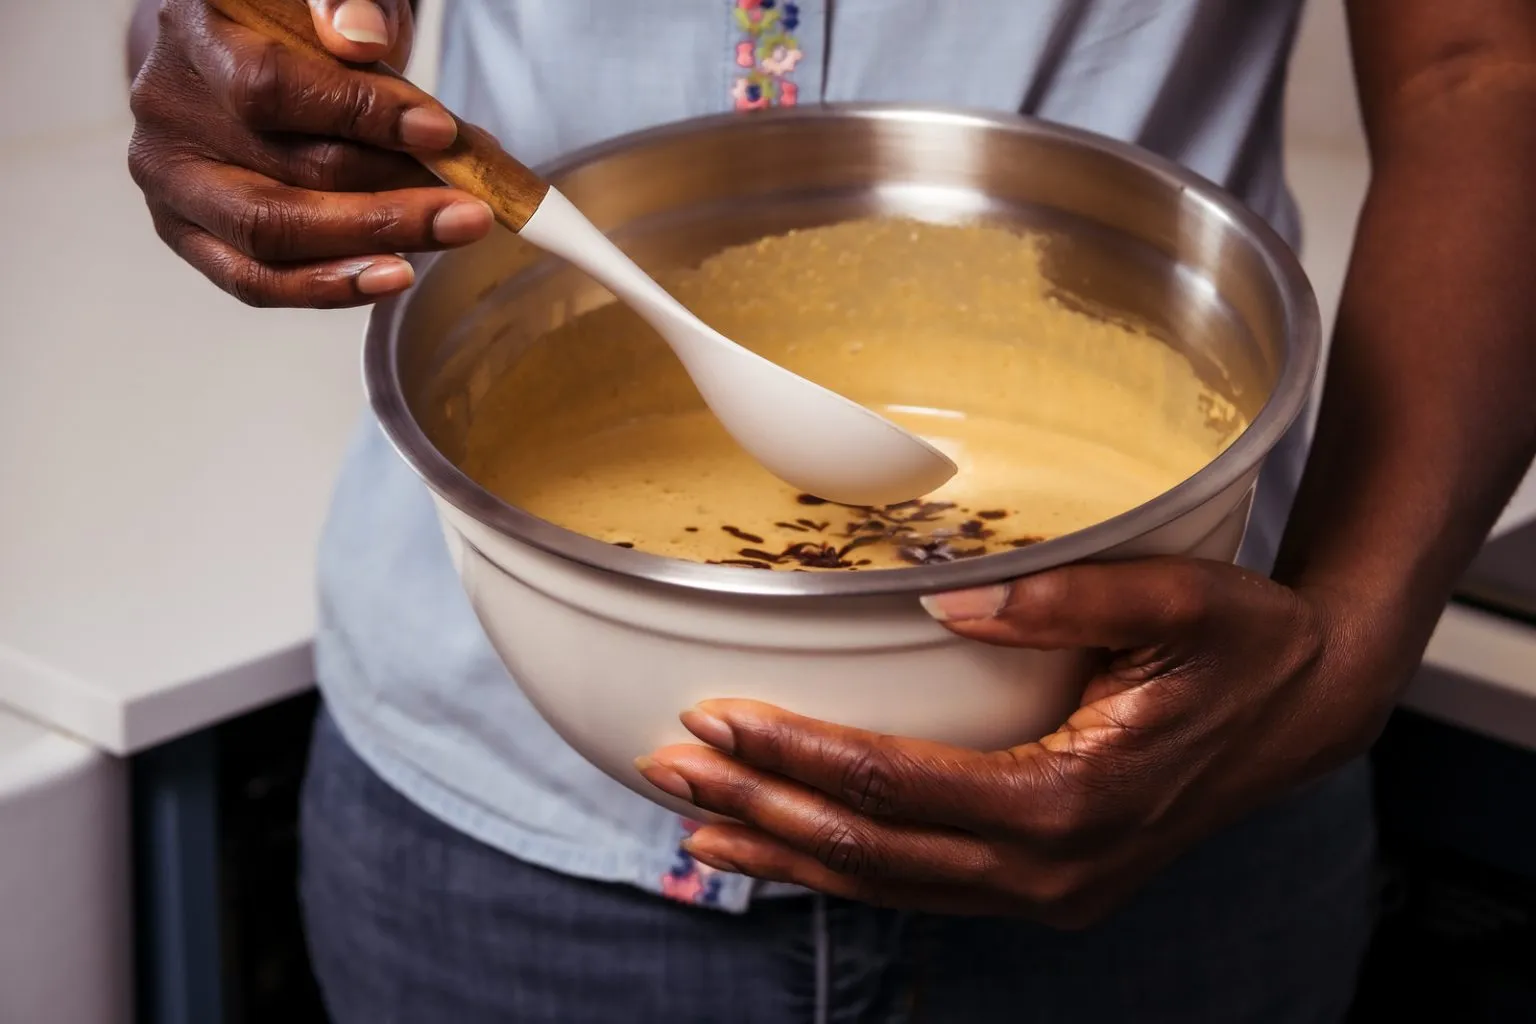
319;689;766;913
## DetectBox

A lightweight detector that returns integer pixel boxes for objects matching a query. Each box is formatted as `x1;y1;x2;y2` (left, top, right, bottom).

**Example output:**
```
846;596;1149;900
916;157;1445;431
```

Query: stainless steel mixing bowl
362;105;1320;815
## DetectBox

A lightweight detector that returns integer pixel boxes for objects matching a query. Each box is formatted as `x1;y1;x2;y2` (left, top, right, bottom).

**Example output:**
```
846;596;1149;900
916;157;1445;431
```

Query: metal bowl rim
363;102;1321;598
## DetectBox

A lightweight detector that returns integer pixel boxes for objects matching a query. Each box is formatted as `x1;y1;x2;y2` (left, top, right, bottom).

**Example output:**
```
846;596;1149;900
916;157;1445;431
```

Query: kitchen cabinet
0;709;132;1024
132;693;326;1024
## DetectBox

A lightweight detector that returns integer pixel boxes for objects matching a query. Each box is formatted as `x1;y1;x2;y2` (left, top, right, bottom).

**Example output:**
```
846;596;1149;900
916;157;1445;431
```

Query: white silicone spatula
211;0;958;505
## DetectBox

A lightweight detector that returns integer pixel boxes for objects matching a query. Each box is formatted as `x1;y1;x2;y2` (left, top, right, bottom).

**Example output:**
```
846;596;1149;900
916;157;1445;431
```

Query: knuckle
1008;570;1073;632
296;271;349;310
128;58;183;127
737;719;792;770
148;208;186;252
127;76;156;123
333;76;384;140
807;817;878;877
286;140;351;191
688;765;763;820
1027;570;1074;610
836;743;901;817
228;42;289;128
230;189;301;260
225;263;283;309
359;201;413;246
125;134;194;202
126;132;159;192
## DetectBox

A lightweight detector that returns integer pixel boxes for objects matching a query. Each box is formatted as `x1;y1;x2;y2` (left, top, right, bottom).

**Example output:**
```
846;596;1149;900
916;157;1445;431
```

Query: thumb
919;557;1226;651
307;0;415;66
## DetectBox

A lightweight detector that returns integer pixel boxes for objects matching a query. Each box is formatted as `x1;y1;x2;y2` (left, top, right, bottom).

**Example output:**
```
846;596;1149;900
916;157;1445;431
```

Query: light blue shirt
316;0;1311;912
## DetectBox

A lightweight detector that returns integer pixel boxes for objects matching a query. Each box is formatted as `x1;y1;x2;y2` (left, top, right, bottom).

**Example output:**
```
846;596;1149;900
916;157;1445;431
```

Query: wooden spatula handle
204;0;551;230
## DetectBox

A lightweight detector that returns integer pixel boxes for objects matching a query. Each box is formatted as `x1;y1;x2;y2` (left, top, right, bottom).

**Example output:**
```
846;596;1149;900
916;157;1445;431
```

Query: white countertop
0;122;364;753
1;118;1532;754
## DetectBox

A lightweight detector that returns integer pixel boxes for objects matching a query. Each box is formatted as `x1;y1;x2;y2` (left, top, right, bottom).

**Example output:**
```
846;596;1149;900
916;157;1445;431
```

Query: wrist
1294;568;1442;702
1277;509;1467;679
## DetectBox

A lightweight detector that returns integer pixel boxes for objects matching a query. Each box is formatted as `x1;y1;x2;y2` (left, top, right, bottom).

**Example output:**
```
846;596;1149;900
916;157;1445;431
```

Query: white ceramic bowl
366;105;1319;818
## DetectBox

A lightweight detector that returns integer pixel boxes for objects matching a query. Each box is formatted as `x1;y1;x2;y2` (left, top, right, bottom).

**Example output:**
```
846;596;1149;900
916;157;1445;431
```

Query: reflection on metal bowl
364;105;1320;816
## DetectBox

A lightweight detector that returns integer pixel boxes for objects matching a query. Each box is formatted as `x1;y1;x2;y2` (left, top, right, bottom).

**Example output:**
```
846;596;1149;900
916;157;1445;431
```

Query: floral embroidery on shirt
731;0;803;110
660;818;724;906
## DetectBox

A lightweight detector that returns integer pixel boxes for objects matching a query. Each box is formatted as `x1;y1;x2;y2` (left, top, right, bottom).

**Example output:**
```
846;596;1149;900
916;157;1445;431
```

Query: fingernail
399;107;458;150
682;839;742;874
332;0;390;45
680;708;735;753
920;584;1010;622
634;756;694;803
433;201;493;245
355;259;413;295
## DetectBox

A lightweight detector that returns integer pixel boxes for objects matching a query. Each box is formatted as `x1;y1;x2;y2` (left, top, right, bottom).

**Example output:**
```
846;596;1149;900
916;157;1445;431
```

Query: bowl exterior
434;474;1253;816
365;106;1312;816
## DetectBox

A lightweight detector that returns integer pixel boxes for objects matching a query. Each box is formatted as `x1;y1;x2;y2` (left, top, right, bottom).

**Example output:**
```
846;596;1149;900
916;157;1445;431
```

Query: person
125;1;1536;1020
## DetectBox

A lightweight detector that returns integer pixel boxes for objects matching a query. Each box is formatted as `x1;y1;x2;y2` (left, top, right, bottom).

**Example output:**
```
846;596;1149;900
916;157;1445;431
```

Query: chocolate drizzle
771;517;834;534
957;519;996;540
699;496;1036;572
712;532;886;570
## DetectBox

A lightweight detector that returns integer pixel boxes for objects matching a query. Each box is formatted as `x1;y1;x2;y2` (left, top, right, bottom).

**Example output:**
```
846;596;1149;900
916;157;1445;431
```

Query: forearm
1274;62;1536;651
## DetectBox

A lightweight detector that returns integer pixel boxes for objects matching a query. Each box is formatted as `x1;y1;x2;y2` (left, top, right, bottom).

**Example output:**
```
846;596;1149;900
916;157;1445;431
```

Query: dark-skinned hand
638;557;1419;928
128;0;491;307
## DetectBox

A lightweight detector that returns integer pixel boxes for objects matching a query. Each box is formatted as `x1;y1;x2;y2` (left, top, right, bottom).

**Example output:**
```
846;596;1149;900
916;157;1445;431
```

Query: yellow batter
461;219;1244;571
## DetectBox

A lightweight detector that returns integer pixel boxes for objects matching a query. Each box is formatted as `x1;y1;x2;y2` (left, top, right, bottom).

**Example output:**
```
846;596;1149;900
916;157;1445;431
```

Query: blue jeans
300;707;1376;1023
